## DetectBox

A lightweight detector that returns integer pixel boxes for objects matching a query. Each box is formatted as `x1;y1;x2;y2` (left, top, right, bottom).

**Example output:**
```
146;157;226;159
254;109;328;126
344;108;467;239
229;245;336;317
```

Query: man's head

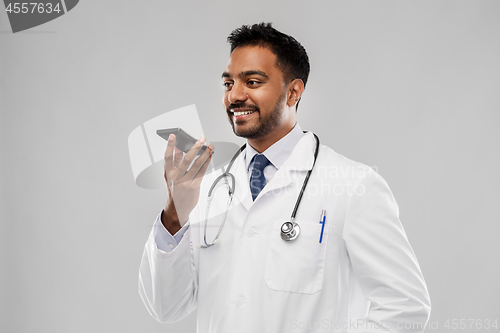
222;23;310;151
227;22;310;94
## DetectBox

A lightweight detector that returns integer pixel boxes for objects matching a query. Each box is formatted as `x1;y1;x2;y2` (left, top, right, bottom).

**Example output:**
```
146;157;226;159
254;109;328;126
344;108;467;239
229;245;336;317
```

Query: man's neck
247;123;296;153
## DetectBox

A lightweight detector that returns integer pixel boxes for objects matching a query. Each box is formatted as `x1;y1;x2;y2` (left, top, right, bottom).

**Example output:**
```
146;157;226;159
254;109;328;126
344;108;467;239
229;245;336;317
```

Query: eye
222;81;233;90
247;80;261;87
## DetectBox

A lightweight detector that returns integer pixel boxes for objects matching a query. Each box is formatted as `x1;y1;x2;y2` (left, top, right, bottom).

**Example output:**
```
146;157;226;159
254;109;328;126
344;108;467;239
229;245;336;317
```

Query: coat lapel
232;151;253;211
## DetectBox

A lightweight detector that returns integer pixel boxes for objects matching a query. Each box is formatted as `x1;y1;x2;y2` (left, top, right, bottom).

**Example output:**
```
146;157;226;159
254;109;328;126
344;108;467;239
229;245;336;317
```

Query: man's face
222;45;290;140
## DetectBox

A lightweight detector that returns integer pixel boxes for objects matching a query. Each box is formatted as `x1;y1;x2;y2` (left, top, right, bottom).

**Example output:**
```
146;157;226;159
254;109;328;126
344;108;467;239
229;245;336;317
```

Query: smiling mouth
233;110;256;116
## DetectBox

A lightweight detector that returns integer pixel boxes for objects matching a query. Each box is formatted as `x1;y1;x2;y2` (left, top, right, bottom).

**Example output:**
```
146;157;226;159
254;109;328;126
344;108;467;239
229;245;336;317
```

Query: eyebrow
221;70;269;79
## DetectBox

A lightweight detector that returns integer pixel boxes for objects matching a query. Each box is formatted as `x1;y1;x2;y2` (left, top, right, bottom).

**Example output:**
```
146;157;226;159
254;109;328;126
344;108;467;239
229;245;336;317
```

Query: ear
287;79;305;108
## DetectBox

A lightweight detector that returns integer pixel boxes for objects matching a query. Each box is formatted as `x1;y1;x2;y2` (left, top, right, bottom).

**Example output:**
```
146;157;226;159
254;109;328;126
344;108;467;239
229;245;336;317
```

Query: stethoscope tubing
289;133;320;222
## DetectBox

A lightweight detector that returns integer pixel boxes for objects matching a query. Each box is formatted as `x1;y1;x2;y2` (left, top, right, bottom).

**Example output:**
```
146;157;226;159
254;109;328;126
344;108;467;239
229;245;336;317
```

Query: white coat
139;132;431;333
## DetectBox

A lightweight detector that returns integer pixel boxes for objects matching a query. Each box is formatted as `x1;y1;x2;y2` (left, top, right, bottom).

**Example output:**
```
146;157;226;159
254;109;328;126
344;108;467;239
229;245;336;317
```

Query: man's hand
162;134;214;234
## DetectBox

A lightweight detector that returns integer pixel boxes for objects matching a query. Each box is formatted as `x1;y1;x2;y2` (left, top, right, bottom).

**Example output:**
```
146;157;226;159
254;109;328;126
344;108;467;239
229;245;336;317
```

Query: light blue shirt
154;123;305;252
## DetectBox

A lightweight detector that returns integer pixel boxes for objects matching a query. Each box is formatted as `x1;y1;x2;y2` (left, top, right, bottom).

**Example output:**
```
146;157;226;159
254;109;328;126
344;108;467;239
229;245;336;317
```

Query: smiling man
139;23;431;332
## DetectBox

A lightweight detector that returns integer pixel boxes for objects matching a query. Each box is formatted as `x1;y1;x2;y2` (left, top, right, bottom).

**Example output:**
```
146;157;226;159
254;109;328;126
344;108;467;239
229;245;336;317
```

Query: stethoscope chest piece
281;221;300;241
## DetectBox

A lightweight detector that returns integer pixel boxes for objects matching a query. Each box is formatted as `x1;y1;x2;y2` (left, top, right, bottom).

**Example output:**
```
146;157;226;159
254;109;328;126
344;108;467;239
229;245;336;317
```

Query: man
139;23;431;332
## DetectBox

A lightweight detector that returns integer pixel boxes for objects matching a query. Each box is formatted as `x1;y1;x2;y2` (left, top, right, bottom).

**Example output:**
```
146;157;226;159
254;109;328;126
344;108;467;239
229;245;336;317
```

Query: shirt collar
244;123;305;173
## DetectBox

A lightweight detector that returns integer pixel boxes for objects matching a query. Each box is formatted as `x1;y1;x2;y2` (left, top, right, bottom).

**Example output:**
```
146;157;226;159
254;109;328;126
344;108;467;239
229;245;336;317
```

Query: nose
228;82;248;104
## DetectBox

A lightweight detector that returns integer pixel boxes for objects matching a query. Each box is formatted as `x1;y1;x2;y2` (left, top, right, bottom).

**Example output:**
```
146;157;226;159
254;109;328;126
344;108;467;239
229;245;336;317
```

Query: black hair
227;22;310;90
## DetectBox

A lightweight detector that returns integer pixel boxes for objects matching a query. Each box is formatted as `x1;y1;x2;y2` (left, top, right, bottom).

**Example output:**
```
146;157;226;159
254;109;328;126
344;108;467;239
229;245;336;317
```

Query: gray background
1;1;499;332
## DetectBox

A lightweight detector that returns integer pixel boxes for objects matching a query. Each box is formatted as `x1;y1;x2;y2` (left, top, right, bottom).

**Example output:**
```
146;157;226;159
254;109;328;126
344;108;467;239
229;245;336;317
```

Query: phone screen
156;128;207;155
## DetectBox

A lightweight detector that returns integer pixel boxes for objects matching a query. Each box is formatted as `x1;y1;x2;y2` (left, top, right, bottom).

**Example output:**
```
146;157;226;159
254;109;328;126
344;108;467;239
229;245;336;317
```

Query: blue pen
319;210;326;243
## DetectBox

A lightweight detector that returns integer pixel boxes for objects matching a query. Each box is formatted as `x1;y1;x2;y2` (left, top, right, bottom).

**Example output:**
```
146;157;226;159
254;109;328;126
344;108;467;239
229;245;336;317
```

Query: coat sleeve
138;211;199;323
343;170;431;333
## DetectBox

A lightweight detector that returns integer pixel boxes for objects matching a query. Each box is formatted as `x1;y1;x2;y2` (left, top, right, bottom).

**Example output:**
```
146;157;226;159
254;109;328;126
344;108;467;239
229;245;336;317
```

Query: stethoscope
200;132;320;248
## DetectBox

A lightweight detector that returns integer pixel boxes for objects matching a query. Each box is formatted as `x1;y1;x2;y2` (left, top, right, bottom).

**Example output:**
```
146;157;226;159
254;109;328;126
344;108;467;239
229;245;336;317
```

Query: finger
164;134;176;170
186;145;214;181
192;146;214;187
173;147;183;168
183;143;213;181
177;137;207;175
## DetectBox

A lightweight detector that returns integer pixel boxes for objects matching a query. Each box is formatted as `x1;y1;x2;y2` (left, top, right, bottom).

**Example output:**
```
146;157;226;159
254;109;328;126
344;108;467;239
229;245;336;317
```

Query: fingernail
200;137;206;144
168;134;174;141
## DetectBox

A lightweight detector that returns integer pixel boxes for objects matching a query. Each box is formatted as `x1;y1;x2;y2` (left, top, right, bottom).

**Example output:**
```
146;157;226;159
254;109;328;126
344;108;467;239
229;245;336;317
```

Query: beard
227;90;287;140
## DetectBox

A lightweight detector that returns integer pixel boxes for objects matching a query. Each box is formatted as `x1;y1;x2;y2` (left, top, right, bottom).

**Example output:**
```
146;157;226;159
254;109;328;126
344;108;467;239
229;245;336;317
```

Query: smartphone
156;128;208;155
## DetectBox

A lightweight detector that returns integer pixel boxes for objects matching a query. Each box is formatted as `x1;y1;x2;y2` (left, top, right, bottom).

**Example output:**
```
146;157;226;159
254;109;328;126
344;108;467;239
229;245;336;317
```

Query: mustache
227;103;259;113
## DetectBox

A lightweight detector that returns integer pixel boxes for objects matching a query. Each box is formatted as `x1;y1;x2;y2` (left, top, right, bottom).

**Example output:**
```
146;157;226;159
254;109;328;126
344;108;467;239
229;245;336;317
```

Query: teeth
233;110;255;116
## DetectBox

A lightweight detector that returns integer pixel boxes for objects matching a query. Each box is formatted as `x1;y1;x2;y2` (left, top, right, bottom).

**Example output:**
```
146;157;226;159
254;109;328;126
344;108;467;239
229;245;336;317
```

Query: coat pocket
264;219;329;294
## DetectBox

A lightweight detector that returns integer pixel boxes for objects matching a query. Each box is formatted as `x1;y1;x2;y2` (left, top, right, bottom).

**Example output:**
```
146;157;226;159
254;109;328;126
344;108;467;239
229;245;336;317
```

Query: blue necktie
250;154;271;201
